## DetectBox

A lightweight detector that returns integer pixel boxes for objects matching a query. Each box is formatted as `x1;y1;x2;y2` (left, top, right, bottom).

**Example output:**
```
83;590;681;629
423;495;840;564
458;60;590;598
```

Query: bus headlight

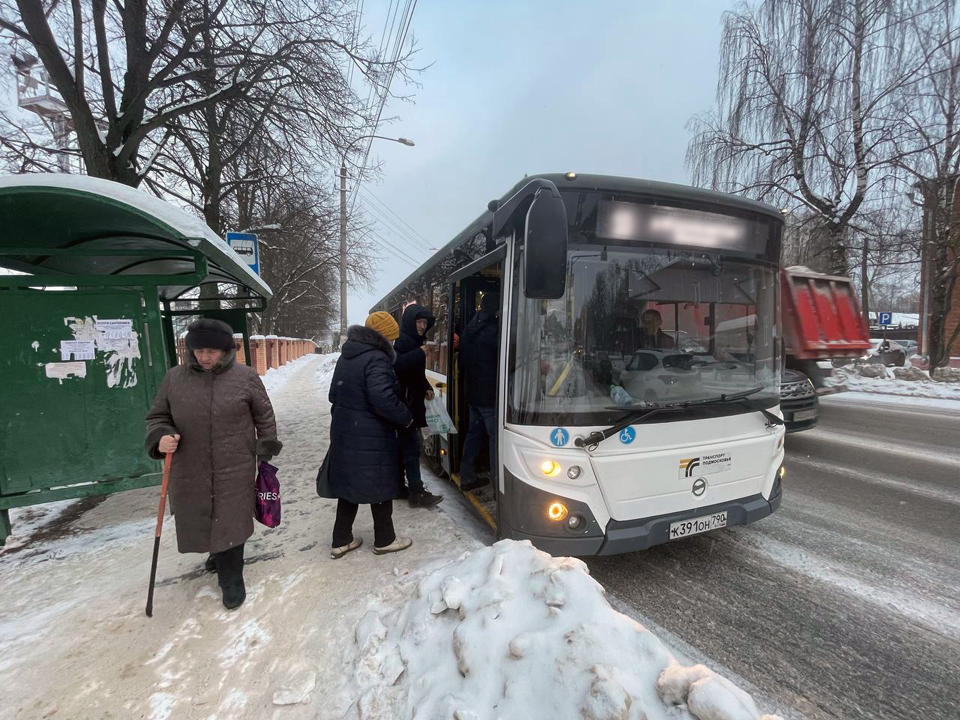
567;465;582;479
541;460;562;477
547;502;568;521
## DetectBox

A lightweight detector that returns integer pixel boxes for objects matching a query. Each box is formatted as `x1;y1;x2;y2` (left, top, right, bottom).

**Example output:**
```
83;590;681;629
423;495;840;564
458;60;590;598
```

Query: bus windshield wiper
575;386;781;449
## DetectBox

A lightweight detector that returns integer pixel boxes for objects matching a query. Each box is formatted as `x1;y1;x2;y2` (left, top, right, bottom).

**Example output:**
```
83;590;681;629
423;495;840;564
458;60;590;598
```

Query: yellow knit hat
365;311;400;341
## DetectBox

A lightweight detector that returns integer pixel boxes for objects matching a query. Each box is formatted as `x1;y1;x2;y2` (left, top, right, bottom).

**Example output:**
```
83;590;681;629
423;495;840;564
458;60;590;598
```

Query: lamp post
339;135;415;346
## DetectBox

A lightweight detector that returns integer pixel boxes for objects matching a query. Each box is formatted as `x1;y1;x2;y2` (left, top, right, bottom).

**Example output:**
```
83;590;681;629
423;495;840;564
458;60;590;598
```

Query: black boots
213;543;246;610
409;490;443;508
204;554;216;572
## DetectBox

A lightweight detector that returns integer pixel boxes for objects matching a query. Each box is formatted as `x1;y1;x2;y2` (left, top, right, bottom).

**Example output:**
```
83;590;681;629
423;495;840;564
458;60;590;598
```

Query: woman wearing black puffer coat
318;312;414;558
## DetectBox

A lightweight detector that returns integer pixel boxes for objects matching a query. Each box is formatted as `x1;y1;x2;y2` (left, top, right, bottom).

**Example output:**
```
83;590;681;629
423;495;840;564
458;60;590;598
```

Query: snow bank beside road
827;365;960;400
342;540;782;720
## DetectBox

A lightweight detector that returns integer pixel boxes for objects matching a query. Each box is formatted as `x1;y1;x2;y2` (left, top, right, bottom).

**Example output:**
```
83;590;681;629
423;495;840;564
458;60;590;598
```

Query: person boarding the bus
637;308;675;350
319;312;415;558
458;293;500;491
393;303;444;508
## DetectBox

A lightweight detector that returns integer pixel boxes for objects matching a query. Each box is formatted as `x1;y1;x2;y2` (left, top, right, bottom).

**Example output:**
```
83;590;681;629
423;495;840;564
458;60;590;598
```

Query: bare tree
893;1;960;368
1;0;414;191
688;0;929;276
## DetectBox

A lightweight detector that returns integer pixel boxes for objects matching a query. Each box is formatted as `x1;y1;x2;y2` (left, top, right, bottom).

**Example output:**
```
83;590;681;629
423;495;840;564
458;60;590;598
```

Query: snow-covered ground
827;365;960;400
824;390;960;412
0;353;785;720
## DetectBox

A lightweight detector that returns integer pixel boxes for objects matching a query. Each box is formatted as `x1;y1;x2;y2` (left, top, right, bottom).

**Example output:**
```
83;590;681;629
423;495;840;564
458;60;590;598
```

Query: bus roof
371;173;784;312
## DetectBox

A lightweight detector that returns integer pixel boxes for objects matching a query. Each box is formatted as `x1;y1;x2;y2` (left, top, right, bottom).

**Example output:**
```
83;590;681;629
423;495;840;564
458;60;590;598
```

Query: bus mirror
524;189;567;299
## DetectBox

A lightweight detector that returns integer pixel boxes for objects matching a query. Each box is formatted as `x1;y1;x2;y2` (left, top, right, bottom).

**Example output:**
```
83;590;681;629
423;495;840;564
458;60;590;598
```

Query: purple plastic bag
255;461;281;528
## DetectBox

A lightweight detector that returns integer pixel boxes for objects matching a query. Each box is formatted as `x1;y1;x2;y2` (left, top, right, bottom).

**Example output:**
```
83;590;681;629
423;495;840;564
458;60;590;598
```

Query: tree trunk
826;223;849;277
860;234;870;323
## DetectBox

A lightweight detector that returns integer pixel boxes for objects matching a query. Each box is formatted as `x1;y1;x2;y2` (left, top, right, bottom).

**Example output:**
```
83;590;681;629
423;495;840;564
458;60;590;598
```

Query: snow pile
341;540;782;720
828;364;960;400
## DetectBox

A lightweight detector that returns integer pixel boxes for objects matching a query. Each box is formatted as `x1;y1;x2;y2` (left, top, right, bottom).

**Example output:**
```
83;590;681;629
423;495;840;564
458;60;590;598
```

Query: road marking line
788;455;960;506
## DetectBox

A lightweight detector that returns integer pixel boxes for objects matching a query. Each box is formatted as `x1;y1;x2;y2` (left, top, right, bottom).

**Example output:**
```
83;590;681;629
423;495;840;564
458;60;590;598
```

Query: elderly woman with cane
145;319;281;610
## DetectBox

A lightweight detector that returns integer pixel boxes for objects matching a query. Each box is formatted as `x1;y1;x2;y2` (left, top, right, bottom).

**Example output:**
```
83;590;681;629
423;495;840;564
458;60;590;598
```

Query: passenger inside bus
458;292;500;491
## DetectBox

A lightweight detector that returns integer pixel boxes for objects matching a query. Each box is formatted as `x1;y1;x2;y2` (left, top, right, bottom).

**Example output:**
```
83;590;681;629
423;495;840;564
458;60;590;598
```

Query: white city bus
373;173;786;555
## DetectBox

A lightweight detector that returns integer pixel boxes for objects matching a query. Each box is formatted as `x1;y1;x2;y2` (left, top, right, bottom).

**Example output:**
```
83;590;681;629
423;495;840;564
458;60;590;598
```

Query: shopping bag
255;461;281;528
423;396;457;435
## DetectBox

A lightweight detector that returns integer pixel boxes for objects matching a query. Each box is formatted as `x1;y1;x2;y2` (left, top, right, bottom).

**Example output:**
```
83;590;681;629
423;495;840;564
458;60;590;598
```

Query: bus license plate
669;512;727;540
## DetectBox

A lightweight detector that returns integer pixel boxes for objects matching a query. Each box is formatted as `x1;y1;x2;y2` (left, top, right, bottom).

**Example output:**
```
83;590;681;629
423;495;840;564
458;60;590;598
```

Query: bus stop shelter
0;174;272;544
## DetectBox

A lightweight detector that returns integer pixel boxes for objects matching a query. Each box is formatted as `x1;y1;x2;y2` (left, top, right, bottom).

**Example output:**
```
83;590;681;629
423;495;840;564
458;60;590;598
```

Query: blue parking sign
878;312;892;326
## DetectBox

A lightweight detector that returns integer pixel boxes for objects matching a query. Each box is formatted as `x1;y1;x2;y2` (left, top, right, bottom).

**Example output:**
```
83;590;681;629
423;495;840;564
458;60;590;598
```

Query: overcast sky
346;0;736;325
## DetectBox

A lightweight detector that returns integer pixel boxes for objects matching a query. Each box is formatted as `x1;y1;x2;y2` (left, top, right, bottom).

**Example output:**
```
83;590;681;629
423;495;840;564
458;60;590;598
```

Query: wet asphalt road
585;395;960;719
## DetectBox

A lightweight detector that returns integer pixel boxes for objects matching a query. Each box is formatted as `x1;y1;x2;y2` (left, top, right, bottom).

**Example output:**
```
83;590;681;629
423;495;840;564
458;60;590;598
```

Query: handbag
315;448;332;497
255;461;281;528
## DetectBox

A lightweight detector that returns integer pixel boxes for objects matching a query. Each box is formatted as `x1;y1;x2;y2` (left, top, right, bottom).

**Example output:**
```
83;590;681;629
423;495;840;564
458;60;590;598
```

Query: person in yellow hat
317;312;414;558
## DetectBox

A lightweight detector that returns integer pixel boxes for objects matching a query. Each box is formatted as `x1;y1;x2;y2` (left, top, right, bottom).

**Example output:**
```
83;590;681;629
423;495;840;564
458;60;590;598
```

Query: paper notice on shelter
45;361;87;380
60;340;95;361
95;319;133;340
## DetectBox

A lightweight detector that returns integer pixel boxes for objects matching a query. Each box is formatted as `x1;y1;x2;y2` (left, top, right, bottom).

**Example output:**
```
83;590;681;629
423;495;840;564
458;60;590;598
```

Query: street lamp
339;135;415;346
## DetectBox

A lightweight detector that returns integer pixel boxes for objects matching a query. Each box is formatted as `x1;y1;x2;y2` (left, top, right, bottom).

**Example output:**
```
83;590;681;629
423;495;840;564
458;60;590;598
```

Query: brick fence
176;334;318;375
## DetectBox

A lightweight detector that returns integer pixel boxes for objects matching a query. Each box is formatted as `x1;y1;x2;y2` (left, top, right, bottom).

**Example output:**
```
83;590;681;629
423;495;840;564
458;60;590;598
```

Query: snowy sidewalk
1;354;785;720
0;354;478;720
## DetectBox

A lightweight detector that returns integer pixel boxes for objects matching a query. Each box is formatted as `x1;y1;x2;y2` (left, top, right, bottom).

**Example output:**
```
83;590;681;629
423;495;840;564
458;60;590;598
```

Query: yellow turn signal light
779;466;786;480
540;460;562;477
547;502;568;522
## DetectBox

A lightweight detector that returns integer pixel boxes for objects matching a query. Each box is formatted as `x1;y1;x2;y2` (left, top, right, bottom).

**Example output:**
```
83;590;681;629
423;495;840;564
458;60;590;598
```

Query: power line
359;190;433;254
349;0;418;215
363;229;422;266
360;186;432;247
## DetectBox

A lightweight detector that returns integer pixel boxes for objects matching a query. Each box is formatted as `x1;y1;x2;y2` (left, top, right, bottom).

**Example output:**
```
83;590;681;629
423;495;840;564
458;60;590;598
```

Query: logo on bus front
679;452;731;479
550;428;570;447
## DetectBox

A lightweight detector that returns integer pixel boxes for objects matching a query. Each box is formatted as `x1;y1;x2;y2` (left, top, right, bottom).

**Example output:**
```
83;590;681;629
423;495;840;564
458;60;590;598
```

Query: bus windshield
508;243;779;426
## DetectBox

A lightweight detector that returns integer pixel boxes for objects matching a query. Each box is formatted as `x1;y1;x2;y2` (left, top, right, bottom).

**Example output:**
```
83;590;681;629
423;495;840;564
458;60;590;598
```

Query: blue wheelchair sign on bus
619;426;636;444
877;311;893;326
227;232;260;275
550;428;570;447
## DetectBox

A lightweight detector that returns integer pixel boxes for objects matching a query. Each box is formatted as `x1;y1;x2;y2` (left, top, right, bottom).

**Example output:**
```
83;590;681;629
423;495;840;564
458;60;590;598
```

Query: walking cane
145;452;173;617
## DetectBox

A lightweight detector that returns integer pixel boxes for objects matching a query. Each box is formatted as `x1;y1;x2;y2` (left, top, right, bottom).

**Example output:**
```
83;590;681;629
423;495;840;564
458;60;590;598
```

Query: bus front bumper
501;468;782;557
597;491;780;556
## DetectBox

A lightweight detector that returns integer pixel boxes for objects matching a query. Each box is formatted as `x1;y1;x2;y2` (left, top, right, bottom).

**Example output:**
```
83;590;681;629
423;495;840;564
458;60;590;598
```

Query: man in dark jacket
458;293;500;491
319;313;414;558
393;303;443;508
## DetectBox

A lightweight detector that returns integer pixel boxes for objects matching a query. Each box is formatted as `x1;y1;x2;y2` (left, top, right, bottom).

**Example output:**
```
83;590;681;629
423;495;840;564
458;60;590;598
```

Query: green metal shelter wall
0;288;167;503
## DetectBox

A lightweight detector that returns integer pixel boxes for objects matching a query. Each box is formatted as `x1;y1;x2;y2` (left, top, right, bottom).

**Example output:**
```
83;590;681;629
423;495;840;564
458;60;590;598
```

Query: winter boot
204;554;217;573
373;537;413;555
459;476;488;492
222;578;246;610
409;490;443;508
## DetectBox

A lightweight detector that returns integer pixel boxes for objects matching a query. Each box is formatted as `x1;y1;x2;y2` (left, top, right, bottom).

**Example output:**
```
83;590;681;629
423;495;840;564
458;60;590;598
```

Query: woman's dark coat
144;350;281;554
320;325;413;504
393;303;436;428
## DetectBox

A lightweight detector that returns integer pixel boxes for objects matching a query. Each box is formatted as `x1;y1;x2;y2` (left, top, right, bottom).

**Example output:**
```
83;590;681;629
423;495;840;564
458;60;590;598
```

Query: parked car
780;369;819;432
899;340;918;357
865;339;907;367
618;350;701;404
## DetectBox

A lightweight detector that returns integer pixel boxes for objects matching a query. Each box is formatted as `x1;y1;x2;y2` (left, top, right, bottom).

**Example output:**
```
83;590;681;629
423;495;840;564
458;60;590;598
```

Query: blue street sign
877;312;892;326
550;428;570;447
619;426;636;444
227;232;260;275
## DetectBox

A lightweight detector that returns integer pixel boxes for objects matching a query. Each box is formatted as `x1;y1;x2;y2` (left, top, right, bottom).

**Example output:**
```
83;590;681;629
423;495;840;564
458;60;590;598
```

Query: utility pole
337;135;415;348
339;161;348;347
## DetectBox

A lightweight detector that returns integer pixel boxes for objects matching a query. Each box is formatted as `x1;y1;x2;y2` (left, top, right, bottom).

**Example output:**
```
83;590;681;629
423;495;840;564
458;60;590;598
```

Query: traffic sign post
226;232;260;276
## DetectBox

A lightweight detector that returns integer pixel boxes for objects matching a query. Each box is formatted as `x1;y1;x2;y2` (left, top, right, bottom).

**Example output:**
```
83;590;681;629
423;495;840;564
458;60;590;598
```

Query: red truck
779;267;872;431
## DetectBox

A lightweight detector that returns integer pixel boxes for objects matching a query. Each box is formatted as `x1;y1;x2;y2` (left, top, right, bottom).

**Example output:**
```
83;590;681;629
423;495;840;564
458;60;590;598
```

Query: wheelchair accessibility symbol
550;428;570;447
619;427;636;444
